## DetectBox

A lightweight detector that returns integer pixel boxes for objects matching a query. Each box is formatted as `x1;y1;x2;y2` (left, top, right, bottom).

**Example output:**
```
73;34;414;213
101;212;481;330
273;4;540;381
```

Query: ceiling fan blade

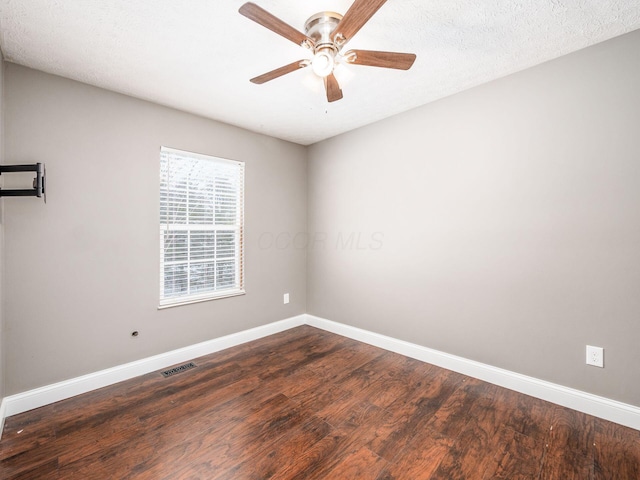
239;3;314;48
331;0;388;45
324;73;343;102
250;60;310;84
344;50;416;70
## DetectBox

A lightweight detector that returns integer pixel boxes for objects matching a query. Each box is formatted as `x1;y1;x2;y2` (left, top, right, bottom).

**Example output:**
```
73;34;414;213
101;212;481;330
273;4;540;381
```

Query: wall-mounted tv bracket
0;163;46;202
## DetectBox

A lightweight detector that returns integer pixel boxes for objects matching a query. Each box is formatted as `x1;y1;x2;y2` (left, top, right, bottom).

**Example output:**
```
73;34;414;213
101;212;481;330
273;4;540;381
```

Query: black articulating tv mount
0;163;46;202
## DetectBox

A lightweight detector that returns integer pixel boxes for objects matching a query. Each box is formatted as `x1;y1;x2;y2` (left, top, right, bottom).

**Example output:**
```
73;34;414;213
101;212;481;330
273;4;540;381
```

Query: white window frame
159;147;245;308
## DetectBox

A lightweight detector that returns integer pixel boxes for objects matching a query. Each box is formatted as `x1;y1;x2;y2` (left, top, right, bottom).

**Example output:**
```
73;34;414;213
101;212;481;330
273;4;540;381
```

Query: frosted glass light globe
311;50;335;77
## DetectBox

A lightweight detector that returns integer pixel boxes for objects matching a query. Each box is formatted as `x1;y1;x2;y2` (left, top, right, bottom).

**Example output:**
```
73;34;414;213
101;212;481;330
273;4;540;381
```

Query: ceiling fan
239;0;416;103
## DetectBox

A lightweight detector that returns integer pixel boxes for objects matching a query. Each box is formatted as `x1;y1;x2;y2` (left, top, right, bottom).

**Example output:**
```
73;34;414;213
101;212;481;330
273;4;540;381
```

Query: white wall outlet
586;345;604;368
283;293;289;304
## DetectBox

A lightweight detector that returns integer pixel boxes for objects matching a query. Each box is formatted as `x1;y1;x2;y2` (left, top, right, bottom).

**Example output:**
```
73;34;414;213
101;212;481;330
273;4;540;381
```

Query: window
159;147;244;307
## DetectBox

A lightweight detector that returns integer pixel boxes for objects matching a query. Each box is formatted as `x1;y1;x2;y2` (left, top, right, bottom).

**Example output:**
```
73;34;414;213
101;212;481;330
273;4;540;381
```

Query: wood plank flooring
1;325;639;479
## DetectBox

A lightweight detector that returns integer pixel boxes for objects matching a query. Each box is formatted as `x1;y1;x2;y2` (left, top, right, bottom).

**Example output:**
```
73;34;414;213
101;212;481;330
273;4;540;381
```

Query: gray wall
0;58;5;402
308;30;640;406
3;64;307;395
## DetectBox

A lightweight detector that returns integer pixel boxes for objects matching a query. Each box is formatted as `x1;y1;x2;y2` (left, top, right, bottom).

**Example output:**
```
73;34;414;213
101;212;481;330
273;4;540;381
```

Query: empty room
0;0;639;478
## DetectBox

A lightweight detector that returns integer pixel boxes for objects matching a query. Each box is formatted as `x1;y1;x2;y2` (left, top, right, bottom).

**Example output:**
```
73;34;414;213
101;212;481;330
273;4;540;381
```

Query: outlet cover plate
283;293;289;304
586;345;604;368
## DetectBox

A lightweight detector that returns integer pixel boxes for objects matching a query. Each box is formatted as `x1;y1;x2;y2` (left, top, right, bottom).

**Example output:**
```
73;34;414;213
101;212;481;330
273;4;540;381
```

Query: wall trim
0;398;6;438
1;315;306;420
305;314;640;431
2;313;639;433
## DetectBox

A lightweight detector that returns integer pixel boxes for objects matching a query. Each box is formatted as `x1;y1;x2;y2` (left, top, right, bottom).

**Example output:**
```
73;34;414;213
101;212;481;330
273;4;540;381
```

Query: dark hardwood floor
1;325;639;479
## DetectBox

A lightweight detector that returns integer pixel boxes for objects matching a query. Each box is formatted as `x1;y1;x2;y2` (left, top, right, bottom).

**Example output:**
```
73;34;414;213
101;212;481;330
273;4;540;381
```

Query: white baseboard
304;314;640;431
0;397;6;439
2;315;306;419
2;313;639;433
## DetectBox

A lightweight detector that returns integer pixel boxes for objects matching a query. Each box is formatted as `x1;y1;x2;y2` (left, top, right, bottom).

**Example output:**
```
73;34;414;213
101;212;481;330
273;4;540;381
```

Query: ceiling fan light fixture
311;49;335;77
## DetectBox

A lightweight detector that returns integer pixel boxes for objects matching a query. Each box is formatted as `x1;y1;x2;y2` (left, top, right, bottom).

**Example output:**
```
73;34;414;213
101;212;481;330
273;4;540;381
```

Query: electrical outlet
283;293;289;305
586;345;604;368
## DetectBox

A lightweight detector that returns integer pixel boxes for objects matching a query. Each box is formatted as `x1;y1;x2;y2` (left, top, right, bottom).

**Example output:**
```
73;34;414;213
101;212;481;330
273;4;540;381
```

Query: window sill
158;290;245;310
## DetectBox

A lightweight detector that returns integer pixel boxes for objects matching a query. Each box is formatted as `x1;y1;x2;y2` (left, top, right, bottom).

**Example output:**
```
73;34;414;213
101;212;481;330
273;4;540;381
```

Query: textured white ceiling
1;0;639;145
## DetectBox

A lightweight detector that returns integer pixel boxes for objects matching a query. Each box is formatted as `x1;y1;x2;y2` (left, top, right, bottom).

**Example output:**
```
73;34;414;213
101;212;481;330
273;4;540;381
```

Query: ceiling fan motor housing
305;12;343;51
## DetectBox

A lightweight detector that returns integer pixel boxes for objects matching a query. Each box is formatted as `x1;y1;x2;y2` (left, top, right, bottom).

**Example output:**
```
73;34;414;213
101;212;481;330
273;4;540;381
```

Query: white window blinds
159;147;244;307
